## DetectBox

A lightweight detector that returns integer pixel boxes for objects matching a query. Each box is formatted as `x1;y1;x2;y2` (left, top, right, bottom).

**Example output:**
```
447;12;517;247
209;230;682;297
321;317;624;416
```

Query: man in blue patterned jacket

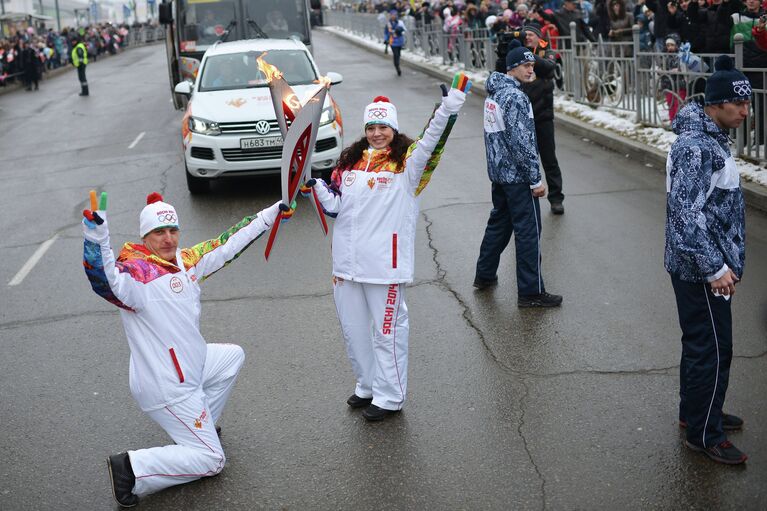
474;40;562;308
665;55;750;465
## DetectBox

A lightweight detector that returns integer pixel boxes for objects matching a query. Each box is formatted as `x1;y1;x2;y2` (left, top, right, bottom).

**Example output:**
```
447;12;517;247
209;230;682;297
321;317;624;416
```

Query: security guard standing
665;55;750;465
521;23;565;214
71;36;89;96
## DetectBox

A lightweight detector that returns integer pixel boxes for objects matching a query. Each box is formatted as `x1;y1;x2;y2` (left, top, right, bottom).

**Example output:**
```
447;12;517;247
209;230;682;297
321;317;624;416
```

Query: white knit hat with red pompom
140;192;180;238
363;95;398;132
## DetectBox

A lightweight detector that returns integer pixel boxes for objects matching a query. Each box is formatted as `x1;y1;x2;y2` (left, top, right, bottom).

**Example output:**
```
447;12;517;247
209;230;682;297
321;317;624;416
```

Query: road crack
421;211;515;373
518;378;548;511
423;210;547;508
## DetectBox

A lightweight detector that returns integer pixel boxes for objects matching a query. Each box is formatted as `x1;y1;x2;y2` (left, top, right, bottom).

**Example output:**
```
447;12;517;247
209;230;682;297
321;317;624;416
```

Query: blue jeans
475;182;544;296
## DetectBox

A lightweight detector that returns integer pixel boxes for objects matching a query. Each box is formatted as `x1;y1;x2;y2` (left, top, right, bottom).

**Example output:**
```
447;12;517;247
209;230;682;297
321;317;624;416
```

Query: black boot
107;452;139;507
346;394;373;409
80;84;89;96
362;404;400;422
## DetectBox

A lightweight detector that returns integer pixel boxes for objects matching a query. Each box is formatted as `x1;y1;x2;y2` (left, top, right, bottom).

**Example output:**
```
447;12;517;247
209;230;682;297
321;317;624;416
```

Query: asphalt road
1;31;766;510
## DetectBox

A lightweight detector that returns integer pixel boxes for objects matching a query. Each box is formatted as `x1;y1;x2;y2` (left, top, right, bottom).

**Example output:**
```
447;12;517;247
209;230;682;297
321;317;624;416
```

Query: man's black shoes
362;404;400;422
550;202;565;215
684;439;748;465
518;292;563;308
473;276;498;290
107;452;139;507
347;394;373;409
680;413;743;431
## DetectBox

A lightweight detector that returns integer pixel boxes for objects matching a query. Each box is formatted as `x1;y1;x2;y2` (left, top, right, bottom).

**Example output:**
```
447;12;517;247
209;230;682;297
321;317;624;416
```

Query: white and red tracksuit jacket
313;89;466;284
82;206;278;412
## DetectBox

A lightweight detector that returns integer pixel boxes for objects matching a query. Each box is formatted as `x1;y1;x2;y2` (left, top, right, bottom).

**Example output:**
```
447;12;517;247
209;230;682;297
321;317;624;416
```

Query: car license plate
240;136;282;149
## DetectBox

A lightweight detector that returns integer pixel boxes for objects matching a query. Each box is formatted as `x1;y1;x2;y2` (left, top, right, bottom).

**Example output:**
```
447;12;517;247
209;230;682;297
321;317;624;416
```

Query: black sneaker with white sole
518;292;563;308
107;452;139;507
684;439;748;465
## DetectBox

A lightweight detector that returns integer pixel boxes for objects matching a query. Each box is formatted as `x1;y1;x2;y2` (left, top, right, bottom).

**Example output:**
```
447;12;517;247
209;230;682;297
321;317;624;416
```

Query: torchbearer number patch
170;276;183;293
484;99;505;133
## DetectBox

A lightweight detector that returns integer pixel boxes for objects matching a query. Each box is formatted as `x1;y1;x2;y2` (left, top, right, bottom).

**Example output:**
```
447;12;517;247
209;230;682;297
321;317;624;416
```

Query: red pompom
372;95;390;103
146;192;163;205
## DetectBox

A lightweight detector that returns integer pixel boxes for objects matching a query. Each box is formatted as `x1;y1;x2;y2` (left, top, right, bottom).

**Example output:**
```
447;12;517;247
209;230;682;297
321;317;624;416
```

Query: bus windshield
243;0;309;44
178;0;238;51
199;50;317;91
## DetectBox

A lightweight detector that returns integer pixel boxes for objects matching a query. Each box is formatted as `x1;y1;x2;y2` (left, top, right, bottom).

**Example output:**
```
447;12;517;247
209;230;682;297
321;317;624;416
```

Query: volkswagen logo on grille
255;120;271;135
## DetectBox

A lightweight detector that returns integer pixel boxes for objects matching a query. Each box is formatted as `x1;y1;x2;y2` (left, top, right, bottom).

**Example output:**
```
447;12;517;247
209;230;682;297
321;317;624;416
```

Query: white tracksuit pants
333;279;409;410
129;343;244;496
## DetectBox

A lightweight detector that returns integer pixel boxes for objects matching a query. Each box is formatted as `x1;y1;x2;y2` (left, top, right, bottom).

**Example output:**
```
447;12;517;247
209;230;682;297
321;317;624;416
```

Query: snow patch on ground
324;25;766;188
554;96;767;186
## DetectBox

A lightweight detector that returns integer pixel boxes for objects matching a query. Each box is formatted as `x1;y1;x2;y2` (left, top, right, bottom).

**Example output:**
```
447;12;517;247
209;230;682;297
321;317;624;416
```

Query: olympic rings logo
368;110;388;119
157;213;177;223
733;84;752;96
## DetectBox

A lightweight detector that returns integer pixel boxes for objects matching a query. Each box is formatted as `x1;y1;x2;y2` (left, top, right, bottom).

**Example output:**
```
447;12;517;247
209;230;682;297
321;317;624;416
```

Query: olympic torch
257;55;331;260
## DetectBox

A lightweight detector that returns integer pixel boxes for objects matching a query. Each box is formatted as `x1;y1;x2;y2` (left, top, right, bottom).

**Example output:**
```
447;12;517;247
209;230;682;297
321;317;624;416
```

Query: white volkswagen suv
174;38;344;193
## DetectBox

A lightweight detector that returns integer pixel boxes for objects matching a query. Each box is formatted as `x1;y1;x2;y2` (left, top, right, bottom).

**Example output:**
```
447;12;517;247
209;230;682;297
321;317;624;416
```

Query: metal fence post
460;31;469;69
570;22;580;102
487;34;496;73
734;33;745;157
633;24;641;123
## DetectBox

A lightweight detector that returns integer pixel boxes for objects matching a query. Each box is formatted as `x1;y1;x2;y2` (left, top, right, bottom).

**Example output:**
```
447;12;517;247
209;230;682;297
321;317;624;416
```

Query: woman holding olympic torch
303;73;471;421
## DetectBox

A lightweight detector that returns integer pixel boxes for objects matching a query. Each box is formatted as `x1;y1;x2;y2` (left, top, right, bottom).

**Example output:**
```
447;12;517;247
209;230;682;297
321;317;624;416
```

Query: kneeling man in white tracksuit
82;191;285;506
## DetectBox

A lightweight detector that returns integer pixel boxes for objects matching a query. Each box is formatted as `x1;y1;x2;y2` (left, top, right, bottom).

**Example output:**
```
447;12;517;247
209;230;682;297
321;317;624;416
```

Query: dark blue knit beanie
705;55;752;105
506;39;535;71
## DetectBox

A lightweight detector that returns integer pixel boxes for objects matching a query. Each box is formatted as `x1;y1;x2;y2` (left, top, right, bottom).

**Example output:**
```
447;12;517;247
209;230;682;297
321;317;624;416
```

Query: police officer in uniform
71;35;89;96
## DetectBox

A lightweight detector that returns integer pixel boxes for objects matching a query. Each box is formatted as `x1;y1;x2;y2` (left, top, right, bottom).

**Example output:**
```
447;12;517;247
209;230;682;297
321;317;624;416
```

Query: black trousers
391;46;401;71
671;276;733;448
534;120;564;204
476;182;544;296
77;64;89;95
77;64;87;86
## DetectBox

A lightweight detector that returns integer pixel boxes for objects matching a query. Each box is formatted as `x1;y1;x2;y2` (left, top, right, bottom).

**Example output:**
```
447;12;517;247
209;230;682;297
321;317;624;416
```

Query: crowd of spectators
0;23;135;91
333;0;767;57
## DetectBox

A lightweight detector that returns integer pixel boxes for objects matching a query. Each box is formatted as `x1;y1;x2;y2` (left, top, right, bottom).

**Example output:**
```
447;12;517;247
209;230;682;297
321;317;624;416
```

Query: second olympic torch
257;55;331;260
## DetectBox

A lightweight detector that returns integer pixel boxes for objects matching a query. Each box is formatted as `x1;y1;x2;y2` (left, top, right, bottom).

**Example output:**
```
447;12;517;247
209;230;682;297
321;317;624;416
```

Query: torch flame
314;75;332;89
257;53;283;83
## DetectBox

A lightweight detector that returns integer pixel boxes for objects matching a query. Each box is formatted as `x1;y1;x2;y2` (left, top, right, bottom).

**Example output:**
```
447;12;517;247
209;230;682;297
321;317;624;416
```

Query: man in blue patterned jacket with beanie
474;40;562;308
665;54;751;465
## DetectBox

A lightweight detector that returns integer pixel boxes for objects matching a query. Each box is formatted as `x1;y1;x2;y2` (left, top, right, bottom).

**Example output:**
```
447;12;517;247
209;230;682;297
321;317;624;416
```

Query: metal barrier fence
325;11;767;164
0;26;166;89
125;26;166;47
325;11;496;73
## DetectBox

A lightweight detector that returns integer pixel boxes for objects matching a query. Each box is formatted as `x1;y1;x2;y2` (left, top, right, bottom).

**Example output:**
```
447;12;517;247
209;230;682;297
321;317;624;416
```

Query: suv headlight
319;105;335;126
189;117;221;136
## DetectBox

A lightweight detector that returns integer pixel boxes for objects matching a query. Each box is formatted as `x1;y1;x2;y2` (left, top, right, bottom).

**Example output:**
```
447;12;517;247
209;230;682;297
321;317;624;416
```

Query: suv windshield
199;50;317;91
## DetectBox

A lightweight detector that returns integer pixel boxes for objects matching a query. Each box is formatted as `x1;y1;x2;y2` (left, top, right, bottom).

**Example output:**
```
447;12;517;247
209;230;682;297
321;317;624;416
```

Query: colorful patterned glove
299;179;317;197
82;190;109;243
442;72;471;113
279;200;297;223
